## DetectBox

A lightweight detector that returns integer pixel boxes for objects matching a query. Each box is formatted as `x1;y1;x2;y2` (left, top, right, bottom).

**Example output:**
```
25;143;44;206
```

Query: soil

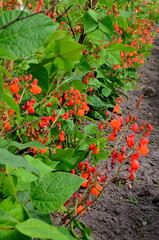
80;33;159;239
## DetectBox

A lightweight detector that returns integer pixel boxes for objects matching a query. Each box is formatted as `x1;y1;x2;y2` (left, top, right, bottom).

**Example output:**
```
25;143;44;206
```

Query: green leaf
30;172;84;213
84;124;97;135
105;50;121;65
0;69;3;100
0;65;12;78
28;64;49;93
98;16;114;34
54;57;74;71
3;92;20;116
15;218;68;240
0;199;31;240
0;137;9;148
119;10;133;18
57;227;76;240
102;87;112;97
84;10;98;33
99;0;113;9
0;198;27;225
0;10;58;59
0;208;18;228
116;16;128;30
7;140;46;150
0;229;31;240
0;65;12;100
25;155;53;177
54;39;83;61
87;95;107;108
0;148;39;175
11;168;38;183
52;148;75;162
106;43;136;52
2;175;17;197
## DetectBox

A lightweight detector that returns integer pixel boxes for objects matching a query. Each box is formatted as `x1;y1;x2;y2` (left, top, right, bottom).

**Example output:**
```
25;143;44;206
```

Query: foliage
0;0;158;239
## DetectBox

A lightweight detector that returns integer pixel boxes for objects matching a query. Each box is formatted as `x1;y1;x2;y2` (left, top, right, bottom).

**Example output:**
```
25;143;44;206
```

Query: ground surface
81;34;159;240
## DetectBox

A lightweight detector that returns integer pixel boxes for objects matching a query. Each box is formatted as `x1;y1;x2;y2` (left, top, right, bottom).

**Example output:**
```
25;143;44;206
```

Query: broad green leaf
0;198;28;222
46;30;69;42
7;140;46;150
87;95;107;108
51;148;75;170
0;199;30;240
0;148;39;175
0;68;3;100
0;65;12;78
106;43;136;52
0;10;58;59
11;168;38;183
84;10;98;33
99;0;113;9
98;16;114;34
105;50;121;65
52;148;75;161
16;218;68;240
25;155;54;177
102;88;112;97
28;64;49;93
0;208;18;228
30;172;84;213
0;138;45;151
57;227;76;240
0;65;12;100
53;39;83;61
2;175;17;197
0;230;31;240
116;16;128;30
119;10;133;18
84;124;97;135
0;137;9;148
54;57;74;71
3;92;20;116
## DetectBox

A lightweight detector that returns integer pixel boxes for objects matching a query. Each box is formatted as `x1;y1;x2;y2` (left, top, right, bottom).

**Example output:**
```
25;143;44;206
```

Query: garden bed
81;30;159;240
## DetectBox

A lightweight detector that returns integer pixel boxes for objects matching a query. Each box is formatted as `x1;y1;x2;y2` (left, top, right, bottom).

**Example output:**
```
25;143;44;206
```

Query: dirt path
81;33;159;240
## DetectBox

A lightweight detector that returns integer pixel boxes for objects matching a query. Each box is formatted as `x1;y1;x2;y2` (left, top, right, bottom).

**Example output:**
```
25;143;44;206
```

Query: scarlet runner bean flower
91;184;103;196
30;79;42;94
126;134;135;148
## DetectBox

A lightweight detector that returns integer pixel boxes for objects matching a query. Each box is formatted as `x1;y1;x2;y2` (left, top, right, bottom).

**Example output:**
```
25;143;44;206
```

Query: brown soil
81;33;159;239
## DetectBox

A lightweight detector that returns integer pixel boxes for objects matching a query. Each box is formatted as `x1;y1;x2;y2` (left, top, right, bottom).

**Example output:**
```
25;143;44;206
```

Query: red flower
130;152;140;161
10;83;19;94
113;105;121;114
28;106;35;114
117;152;125;163
108;133;116;141
126;134;135;148
3;122;11;130
92;147;100;154
136;146;149;155
39;149;47;154
110;119;122;130
139;138;149;146
89;143;97;150
61;112;70;120
130;160;140;171
130;123;138;133
77;109;85;116
91;184;103;195
30;85;42;94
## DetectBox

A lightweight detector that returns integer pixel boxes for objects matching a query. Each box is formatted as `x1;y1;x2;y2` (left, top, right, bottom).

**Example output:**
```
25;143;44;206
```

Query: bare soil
81;33;159;240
